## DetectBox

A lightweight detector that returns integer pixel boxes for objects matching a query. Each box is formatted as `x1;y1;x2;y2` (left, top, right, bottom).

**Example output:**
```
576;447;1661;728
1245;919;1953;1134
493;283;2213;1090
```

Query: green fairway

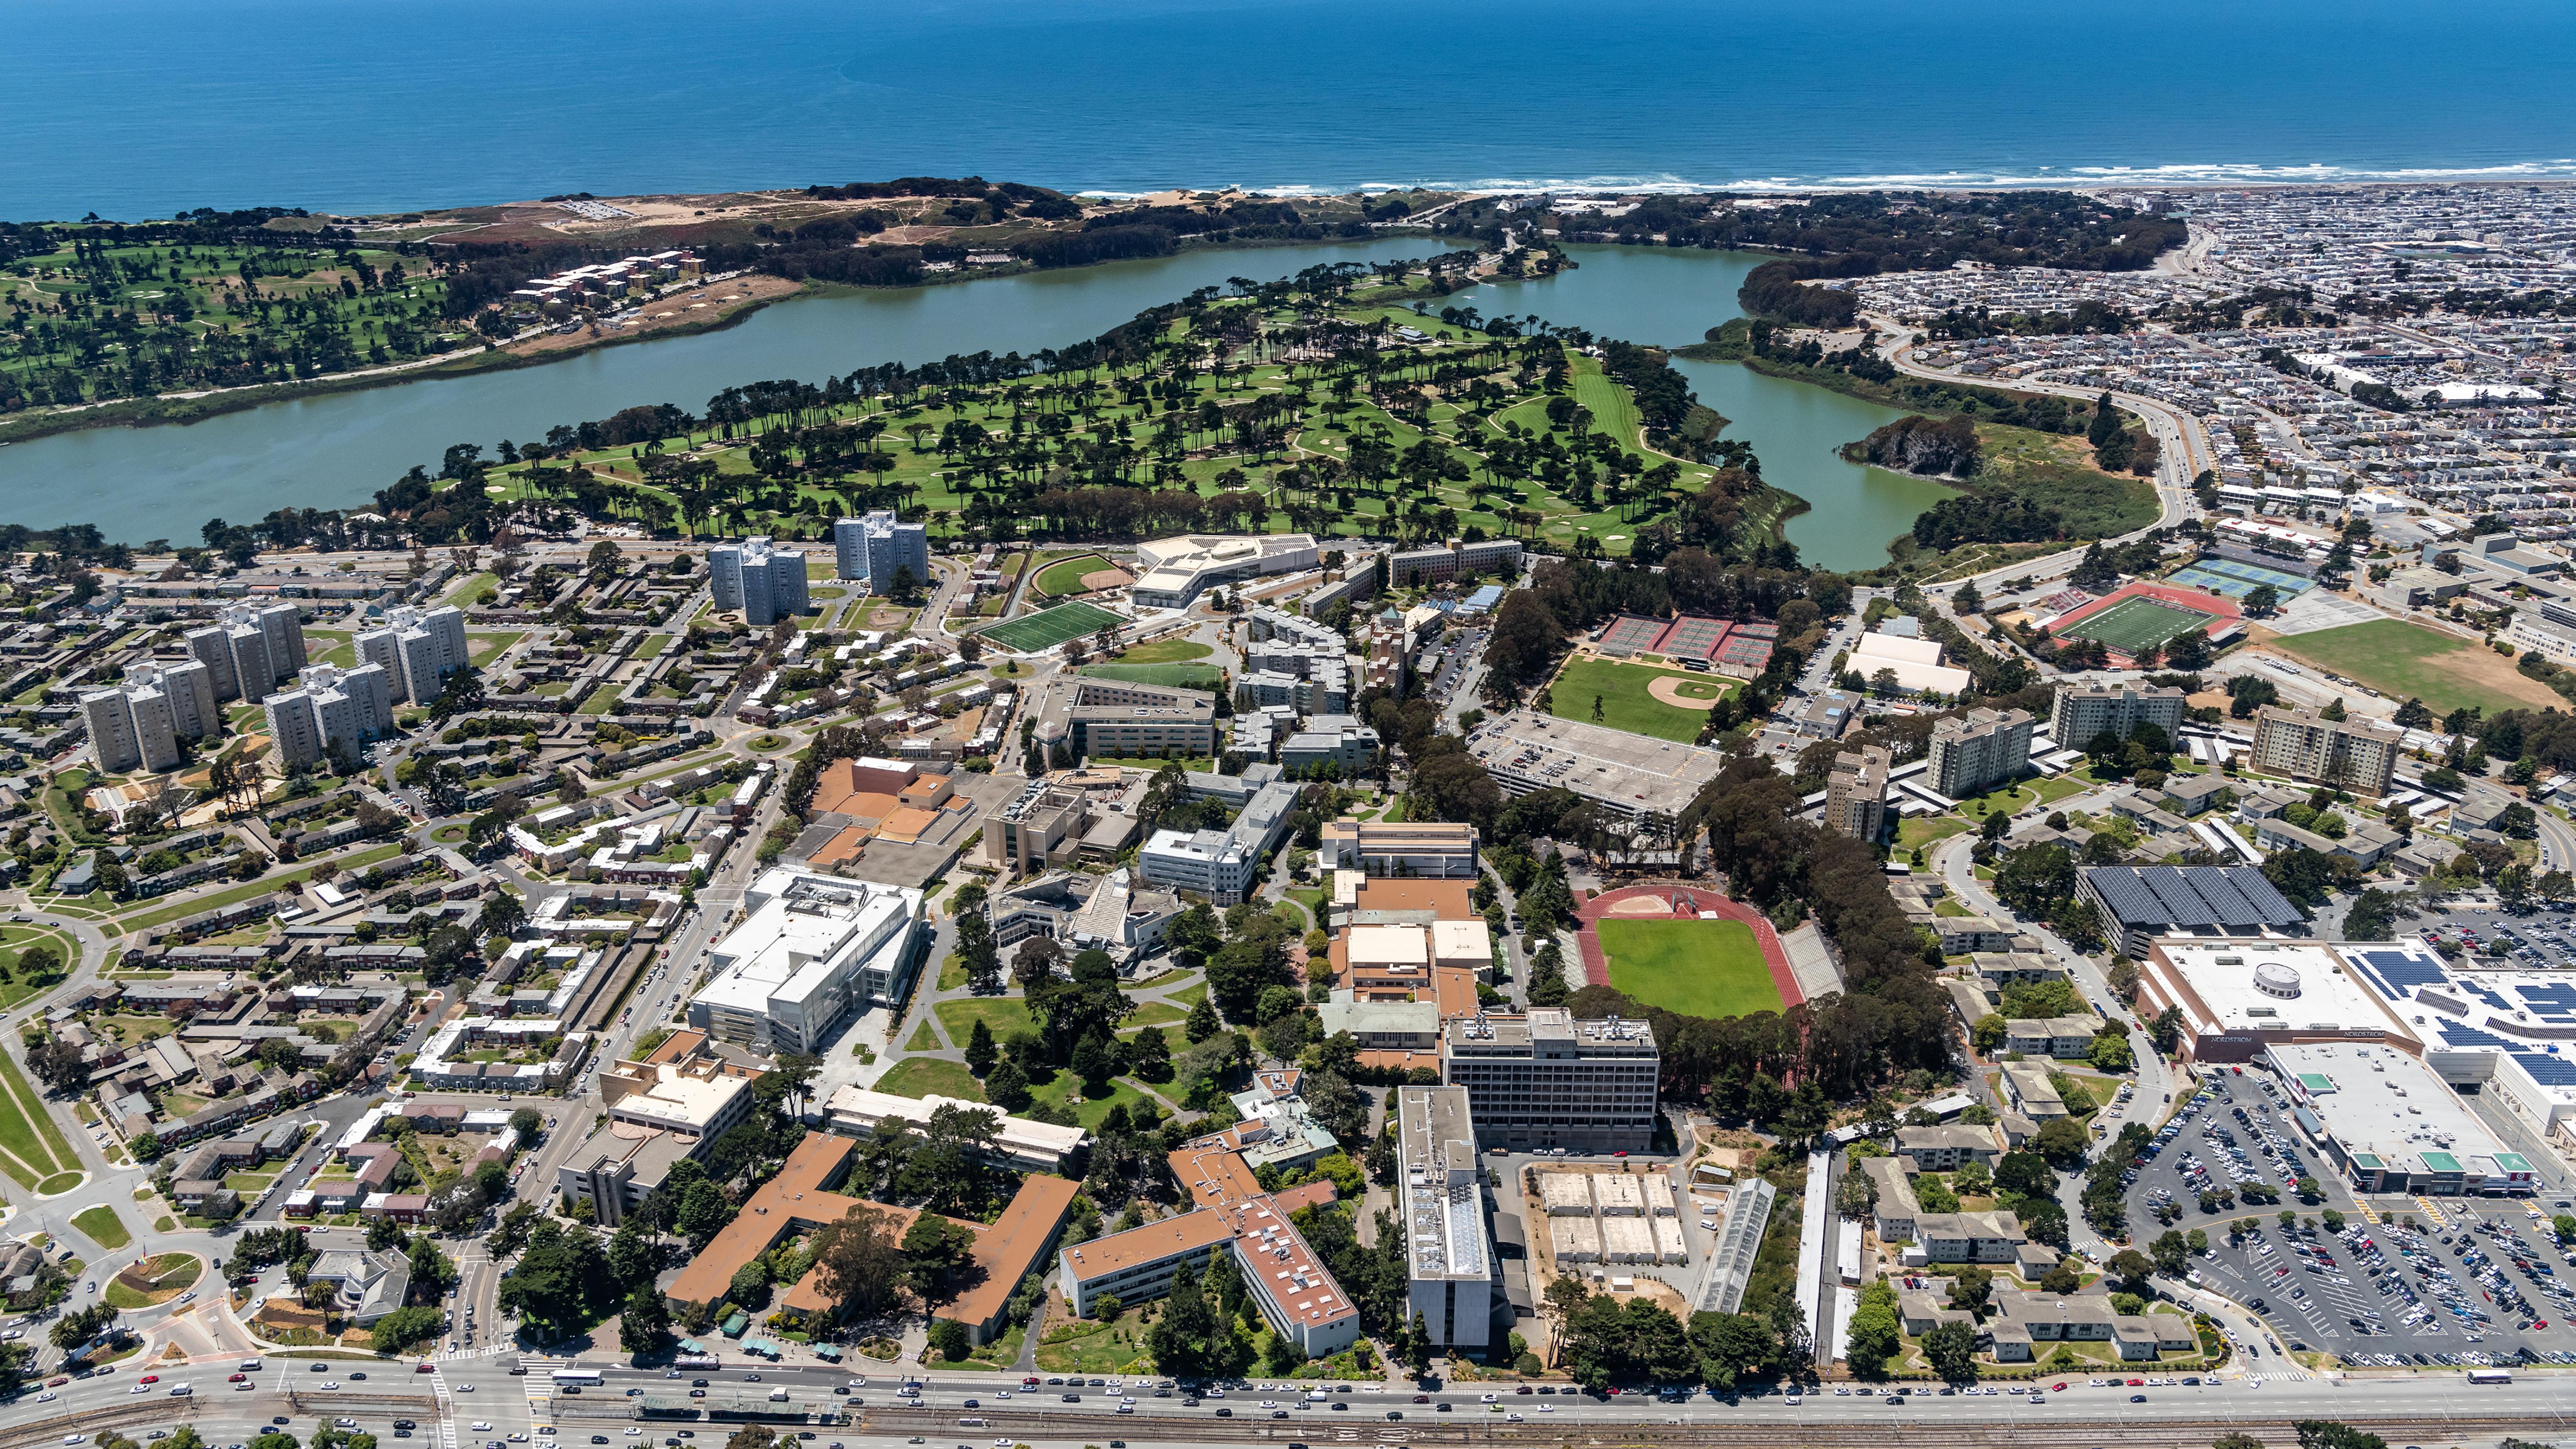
1032;553;1120;598
979;601;1124;654
1080;662;1223;691
2058;596;2215;655
1547;655;1733;744
1595;917;1784;1018
2267;617;2563;716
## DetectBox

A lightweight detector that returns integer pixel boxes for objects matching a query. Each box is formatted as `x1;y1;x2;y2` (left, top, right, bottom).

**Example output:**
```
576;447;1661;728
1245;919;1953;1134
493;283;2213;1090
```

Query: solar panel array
2511;1051;2576;1087
2436;1019;2517;1049
2082;865;2305;930
2510;982;2576;1022
2344;947;2453;1000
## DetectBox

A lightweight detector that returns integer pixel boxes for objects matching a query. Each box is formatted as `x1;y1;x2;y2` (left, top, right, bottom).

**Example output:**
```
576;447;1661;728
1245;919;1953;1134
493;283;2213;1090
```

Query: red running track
1572;881;1805;1010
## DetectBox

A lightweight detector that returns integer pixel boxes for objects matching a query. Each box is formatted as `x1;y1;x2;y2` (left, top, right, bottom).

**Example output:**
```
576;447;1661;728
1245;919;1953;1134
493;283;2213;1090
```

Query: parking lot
1422;626;1487;708
2128;1072;2576;1370
2411;898;2576;968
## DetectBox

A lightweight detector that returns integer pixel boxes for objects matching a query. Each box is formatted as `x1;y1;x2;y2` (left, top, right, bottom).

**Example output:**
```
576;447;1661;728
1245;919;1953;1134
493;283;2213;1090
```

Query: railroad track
853;1406;2576;1448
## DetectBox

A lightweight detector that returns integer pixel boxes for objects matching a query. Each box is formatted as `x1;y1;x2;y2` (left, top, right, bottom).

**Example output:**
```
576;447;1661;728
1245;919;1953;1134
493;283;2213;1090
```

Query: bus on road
552;1368;606;1388
2468;1368;2513;1385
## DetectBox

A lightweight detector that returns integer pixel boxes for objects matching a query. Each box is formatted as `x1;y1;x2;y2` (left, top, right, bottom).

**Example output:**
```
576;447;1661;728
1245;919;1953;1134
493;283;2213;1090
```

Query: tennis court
2167;556;2315;599
1599;615;1670;653
2057;595;2218;654
978;600;1124;653
1658;615;1732;663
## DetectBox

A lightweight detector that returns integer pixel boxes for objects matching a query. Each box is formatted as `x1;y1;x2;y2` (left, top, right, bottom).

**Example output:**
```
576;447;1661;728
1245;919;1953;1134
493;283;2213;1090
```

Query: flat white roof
1347;924;1430;968
2269;1041;2524;1173
2154;939;2416;1044
696;869;919;1017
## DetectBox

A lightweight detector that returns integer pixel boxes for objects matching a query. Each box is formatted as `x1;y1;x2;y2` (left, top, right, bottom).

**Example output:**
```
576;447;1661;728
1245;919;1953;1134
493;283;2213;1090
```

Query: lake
1447;246;1953;572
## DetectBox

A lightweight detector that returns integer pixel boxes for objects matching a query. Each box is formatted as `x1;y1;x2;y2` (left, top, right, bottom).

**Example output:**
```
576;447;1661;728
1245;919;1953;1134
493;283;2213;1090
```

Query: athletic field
978;600;1123;653
1594;917;1786;1018
2057;595;2216;655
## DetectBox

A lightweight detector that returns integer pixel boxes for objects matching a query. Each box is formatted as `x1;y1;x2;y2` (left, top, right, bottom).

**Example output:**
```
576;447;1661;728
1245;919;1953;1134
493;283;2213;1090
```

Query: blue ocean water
5;0;2573;219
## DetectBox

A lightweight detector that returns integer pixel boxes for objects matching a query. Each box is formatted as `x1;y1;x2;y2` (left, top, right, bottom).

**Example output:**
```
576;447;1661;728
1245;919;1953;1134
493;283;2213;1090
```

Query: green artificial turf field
1547;655;1733;744
2057;596;2215;655
979;600;1124;653
1593;917;1785;1018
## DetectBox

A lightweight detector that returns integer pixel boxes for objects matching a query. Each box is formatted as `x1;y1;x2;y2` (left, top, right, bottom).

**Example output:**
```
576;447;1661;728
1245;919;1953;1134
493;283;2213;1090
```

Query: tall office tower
81;688;142;772
187;625;241;701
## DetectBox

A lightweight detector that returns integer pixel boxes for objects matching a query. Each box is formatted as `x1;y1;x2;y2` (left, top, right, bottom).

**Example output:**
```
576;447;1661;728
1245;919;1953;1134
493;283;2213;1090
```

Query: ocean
5;0;2573;220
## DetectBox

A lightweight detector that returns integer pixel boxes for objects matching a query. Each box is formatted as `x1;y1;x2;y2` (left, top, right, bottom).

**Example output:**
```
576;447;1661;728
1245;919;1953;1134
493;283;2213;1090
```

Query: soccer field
979;600;1124;653
1595;917;1786;1018
2059;596;2215;654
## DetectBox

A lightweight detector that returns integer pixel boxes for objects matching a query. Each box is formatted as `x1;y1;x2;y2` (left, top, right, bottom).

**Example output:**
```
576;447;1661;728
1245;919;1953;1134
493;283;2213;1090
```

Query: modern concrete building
982;780;1093;877
709;536;812;626
356;604;470;703
2268;1040;2535;1196
2079;865;2308;957
1388;537;1522;587
1128;533;1320;608
2131;939;2419;1064
836;511;929;596
823;1086;1088;1172
82;658;227;774
1315;819;1479;878
1440;1008;1659;1153
2250;705;2400;797
1823;744;1891;840
1030;676;1219;763
2050;681;2187;749
1138;781;1299;905
687;868;925;1053
1396;1085;1496;1349
1464;711;1725;827
1926;707;2034;799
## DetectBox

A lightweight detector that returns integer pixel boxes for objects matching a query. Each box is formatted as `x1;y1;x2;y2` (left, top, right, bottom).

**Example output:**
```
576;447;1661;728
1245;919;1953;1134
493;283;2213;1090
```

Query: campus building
1030;676;1218;762
2079;865;2308;958
2130;939;2419;1064
709;536;812;626
687;868;925;1053
1388;537;1523;587
355;604;470;703
2250;705;2400;798
1397;1085;1497;1348
1823;745;1891;840
1138;780;1300;905
1128;533;1320;608
1926;707;2034;799
1315;819;1479;878
1439;1008;1659;1152
1464;711;1724;828
2049;681;2187;749
835;511;929;597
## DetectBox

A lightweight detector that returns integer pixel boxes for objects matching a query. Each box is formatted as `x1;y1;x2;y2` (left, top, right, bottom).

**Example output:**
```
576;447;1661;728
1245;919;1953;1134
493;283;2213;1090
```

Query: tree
811;1205;908;1320
370;1305;445;1355
2034;1115;2089;1165
1835;1167;1878;1220
2244;583;2280;616
2294;1424;2386;1449
956;911;1003;995
1183;994;1221;1043
1923;1319;1978;1383
1843;1280;1901;1377
2107;1248;2155;1295
964;1017;997;1076
982;1058;1031;1111
926;1319;970;1360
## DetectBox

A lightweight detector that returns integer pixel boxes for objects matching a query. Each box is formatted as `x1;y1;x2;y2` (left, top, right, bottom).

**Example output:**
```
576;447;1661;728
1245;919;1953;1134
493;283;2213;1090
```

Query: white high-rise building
185;624;241;701
709;537;810;626
265;662;397;770
357;604;469;703
215;601;305;692
835;512;928;596
81;688;143;772
82;660;225;774
125;687;181;774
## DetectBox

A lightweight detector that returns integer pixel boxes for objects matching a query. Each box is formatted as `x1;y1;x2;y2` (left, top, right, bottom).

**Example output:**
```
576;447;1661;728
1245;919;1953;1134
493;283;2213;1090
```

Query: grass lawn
302;630;358;668
1031;553;1117;598
1023;1071;1156;1130
1594;917;1784;1018
0;1047;82;1191
904;1020;942;1053
936;953;967;991
635;633;674;659
1033;1307;1153;1374
1114;638;1214;666
1546;655;1730;744
1123;1002;1188;1029
72;1205;132;1251
1079;662;1223;691
935;996;1036;1043
2263;618;2562;716
876;1056;986;1102
2029;776;2087;805
1167;981;1208;1010
1896;815;1972;851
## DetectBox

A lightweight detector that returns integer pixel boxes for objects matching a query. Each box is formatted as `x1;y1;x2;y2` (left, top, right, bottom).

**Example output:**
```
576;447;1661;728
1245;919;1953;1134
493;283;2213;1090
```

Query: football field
1595;917;1786;1018
979;600;1124;653
2058;595;2215;654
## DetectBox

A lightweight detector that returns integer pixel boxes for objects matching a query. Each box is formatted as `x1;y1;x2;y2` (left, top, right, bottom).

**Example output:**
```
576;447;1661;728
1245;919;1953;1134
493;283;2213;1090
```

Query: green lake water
1448;244;1955;572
